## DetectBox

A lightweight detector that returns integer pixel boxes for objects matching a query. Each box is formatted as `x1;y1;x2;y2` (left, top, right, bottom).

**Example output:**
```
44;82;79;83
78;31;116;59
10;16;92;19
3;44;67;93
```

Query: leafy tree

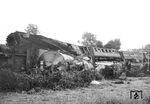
104;39;121;50
113;39;121;50
104;40;114;49
81;32;97;47
96;41;103;48
0;44;9;52
25;24;40;35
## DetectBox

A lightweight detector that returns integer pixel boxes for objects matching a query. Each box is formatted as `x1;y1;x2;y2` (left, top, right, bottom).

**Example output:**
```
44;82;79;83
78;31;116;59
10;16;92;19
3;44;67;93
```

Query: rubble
3;31;147;92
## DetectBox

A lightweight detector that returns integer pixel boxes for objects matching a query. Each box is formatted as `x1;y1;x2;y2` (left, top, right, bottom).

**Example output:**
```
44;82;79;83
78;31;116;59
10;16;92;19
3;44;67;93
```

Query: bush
33;70;100;90
53;70;93;89
94;71;103;80
0;69;17;91
46;71;62;89
0;67;100;91
0;69;31;91
126;64;148;77
101;66;114;79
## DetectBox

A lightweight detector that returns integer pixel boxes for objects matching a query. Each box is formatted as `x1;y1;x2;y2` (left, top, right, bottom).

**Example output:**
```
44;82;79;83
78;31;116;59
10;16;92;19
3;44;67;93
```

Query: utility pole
142;46;143;65
148;51;150;70
145;49;150;71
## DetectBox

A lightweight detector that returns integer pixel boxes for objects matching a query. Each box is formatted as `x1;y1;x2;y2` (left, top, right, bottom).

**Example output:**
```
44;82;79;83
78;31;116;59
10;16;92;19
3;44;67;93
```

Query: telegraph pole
142;46;143;65
145;49;150;71
148;51;150;70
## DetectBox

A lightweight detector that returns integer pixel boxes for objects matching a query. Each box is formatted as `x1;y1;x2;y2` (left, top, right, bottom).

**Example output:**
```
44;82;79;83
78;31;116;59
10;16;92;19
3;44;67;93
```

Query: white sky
0;0;150;50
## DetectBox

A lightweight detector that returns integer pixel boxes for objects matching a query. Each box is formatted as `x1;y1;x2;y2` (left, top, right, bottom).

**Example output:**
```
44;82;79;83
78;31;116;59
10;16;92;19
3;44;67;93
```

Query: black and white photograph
0;0;150;104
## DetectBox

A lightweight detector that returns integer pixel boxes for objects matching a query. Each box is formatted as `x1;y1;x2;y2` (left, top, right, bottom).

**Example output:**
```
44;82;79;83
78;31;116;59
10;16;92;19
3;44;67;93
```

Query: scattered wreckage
1;31;123;72
0;31;129;92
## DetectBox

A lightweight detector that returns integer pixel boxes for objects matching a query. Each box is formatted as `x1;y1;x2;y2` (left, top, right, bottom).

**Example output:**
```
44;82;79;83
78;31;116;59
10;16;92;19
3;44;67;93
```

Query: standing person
113;61;118;78
127;60;131;71
124;60;131;76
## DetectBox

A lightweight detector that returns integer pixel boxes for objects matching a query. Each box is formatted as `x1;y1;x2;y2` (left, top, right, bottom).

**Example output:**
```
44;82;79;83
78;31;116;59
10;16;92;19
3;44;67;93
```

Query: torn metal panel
39;51;74;67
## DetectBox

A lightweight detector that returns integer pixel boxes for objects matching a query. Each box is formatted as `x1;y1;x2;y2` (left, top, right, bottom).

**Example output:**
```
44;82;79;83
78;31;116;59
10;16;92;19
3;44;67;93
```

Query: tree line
0;24;150;50
7;24;150;50
24;24;121;50
80;32;121;50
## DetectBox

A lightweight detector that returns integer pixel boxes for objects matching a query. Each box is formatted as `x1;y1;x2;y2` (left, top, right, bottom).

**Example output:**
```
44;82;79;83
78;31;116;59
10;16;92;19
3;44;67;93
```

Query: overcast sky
0;0;150;50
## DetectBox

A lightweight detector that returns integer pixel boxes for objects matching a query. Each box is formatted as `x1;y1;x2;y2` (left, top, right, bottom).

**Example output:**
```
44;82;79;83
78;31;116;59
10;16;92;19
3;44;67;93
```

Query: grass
144;97;150;104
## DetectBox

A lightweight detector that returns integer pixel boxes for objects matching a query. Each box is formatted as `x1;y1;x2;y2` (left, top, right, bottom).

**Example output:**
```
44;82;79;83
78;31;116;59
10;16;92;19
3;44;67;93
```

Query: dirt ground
0;77;150;104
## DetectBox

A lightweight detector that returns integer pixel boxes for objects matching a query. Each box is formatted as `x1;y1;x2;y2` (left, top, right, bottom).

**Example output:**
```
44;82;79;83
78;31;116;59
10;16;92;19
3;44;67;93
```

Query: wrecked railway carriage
4;31;123;72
